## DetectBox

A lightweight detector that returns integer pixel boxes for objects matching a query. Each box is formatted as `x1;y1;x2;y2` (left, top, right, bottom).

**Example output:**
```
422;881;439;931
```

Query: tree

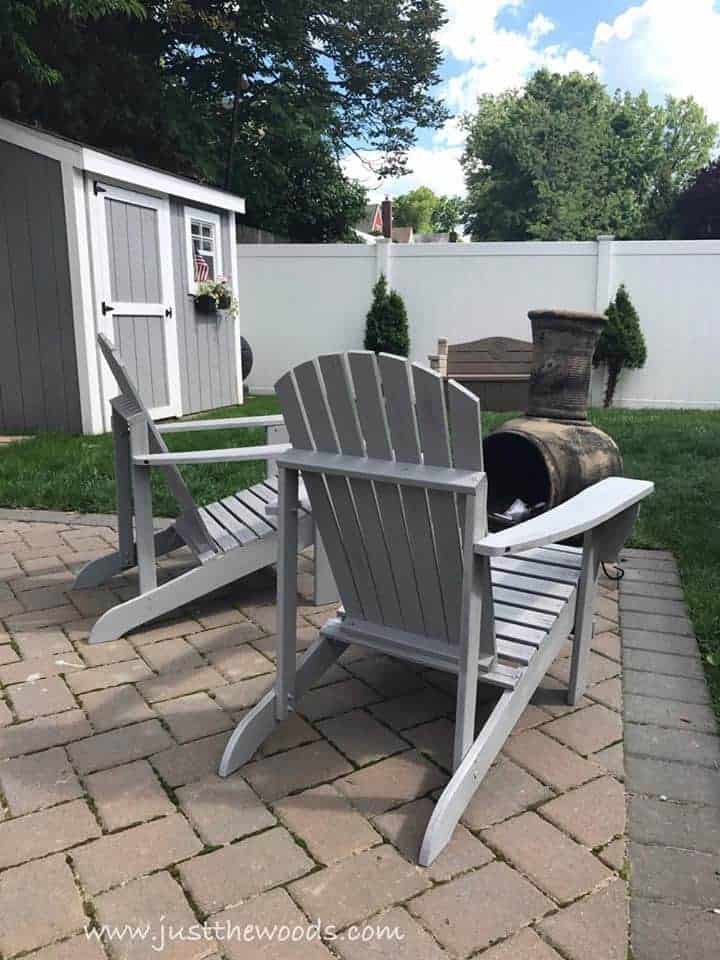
594;284;647;407
364;275;410;357
0;1;448;241
461;70;717;241
394;186;439;233
1;0;144;85
432;195;465;235
673;160;720;238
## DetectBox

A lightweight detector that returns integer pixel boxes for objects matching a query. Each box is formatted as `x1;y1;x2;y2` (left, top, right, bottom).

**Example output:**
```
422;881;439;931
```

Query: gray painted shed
0;119;246;434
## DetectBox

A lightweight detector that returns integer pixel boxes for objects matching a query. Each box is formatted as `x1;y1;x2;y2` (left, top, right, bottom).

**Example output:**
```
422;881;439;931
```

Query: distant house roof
355;202;384;235
0;117;246;213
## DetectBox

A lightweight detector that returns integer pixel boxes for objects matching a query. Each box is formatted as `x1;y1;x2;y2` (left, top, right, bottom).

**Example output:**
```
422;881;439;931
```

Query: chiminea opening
482;308;623;531
484;432;550;527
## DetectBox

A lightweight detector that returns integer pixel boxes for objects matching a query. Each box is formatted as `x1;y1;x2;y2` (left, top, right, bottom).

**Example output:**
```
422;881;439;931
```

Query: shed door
92;182;181;421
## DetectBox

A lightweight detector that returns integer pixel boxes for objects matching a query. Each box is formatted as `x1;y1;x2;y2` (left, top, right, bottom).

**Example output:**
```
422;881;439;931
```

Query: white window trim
184;207;223;294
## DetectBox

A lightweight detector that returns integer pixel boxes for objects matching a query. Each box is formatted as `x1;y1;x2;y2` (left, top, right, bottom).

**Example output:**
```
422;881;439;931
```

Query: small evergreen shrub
364;274;410;357
594;283;647;407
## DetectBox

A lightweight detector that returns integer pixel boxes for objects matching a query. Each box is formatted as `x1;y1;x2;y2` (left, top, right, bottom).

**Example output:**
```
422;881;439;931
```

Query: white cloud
592;0;720;123
342;146;466;200
438;0;600;111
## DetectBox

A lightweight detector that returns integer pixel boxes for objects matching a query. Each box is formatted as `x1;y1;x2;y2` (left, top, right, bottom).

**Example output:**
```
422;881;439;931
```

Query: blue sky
342;0;720;199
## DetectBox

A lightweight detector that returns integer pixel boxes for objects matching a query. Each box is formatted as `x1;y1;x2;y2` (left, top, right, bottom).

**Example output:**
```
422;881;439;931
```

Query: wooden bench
429;336;533;411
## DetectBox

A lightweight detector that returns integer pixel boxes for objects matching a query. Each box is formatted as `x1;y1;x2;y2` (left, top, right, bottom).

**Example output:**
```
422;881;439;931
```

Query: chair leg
219;635;346;776
421;689;516;866
568;533;600;706
73;527;183;590
87;535;280;643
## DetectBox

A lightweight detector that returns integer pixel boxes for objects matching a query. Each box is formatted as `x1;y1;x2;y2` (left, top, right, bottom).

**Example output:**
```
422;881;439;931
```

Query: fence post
595;235;614;313
592;235;614;405
375;236;392;284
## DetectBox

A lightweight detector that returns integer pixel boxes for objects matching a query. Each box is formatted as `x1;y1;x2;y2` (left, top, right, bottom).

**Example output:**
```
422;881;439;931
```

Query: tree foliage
431;195;465;234
393;186;438;233
364;274;410;357
594;284;647;407
0;0;448;241
393;187;465;235
462;70;717;241
673;159;720;238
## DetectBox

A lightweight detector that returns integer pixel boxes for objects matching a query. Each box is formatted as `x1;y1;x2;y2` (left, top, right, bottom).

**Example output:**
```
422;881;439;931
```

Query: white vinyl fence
237;236;720;409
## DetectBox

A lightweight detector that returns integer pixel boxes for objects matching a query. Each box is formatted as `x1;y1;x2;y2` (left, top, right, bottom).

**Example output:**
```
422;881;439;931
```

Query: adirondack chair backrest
97;334;216;555
276;351;485;644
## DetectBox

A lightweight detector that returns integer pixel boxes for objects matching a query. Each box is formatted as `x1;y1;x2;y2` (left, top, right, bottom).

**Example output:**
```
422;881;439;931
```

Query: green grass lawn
1;402;718;715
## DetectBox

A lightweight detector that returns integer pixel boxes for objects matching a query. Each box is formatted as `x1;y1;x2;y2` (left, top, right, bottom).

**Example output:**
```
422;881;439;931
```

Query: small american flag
194;254;209;282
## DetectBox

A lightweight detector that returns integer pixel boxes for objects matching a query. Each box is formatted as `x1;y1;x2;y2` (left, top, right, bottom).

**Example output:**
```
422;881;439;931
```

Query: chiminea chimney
381;197;392;239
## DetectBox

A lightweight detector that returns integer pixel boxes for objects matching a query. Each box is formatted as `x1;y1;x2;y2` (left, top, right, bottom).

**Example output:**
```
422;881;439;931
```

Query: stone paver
155;691;233;743
94;871;212;960
318;708;408;765
334;906;449;960
68;718;173;773
481;929;563;960
273;783;381;863
0;798;101;868
0;745;83;814
543;703;622;756
7;675;76;720
72;812;202;894
0;854;87;957
244;739;353;802
85;759;176;830
177;774;276;845
179;826;313;914
410;861;553;957
503;729;601;791
538;879;628;960
540;776;625;848
337;749;446;816
0;520;707;960
462;755;553;830
211;889;334;960
374;796;494;881
630;899;720;960
290;843;430;930
79;683;155;732
483;811;612;903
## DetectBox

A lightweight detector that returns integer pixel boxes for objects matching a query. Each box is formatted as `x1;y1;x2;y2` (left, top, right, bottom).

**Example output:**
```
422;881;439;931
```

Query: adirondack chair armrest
157;416;285;434
474;477;654;557
132;443;291;467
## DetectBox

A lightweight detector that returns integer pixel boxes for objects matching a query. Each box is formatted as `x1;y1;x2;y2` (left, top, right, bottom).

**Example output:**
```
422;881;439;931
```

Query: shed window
184;208;223;292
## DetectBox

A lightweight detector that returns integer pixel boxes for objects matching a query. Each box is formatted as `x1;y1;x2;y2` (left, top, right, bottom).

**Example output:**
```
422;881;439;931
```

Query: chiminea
484;309;622;530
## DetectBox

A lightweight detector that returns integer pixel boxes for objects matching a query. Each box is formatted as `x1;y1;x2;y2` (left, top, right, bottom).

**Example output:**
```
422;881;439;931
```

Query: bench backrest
276;351;487;645
97;334;216;556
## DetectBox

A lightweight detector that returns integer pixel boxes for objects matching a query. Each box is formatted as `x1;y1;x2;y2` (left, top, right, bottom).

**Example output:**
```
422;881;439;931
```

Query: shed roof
0;117;246;214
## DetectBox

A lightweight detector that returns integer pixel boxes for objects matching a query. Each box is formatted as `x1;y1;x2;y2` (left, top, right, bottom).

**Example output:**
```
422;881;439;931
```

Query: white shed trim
0;118;246;213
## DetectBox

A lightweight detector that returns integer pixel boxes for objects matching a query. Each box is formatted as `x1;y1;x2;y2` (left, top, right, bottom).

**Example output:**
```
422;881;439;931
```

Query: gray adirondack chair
219;351;653;865
74;334;335;644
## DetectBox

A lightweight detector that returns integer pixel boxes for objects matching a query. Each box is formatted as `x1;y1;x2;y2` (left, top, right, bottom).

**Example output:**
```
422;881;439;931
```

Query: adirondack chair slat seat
218;351;653;866
74;336;335;645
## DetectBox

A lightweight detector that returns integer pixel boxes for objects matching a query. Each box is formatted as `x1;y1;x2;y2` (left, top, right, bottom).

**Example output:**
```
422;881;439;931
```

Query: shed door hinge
165;306;173;318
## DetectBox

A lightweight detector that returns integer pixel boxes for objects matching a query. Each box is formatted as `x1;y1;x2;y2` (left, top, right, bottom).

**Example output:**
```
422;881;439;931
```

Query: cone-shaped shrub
594;284;647;407
364;274;410;357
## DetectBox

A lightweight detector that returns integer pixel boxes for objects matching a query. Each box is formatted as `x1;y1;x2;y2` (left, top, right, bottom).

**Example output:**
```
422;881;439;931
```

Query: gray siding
112;315;169;409
171;198;238;414
0;140;82;433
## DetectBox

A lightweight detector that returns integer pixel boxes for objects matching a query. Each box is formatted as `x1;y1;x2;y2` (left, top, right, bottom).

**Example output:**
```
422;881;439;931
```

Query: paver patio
0;509;714;959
